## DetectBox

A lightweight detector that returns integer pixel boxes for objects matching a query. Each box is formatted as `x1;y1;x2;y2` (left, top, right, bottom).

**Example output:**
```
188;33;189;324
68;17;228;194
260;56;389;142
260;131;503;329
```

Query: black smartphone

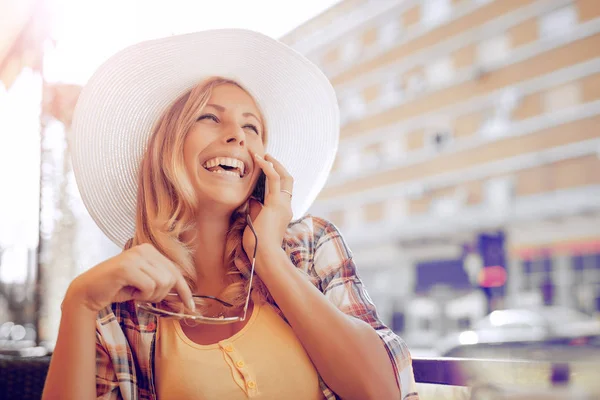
251;171;266;204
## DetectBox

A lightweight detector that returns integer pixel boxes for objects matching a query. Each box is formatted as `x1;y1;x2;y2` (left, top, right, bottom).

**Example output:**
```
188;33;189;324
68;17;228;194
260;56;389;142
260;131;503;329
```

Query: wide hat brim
70;29;339;248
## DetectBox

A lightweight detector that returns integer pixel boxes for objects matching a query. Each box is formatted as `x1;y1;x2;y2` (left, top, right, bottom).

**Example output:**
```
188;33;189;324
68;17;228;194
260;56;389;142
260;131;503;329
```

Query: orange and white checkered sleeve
312;217;419;400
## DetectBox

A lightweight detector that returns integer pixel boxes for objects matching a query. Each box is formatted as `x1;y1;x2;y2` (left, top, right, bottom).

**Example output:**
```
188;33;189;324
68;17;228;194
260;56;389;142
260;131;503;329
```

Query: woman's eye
243;124;259;135
198;114;219;122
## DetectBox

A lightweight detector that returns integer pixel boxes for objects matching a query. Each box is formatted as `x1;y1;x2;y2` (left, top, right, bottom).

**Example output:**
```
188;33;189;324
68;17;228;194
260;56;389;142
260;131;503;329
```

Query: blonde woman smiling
42;29;419;400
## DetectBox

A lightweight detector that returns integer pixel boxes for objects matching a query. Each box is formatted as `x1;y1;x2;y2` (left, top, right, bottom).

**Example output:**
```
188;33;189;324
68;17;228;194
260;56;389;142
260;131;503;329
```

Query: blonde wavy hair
125;77;272;313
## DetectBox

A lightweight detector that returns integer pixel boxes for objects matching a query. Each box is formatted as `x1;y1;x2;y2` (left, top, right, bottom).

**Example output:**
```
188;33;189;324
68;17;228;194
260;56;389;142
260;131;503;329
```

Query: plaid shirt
95;215;420;400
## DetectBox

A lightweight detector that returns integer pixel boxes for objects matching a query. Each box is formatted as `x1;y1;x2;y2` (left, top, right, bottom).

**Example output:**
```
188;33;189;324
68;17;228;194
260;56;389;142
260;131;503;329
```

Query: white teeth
211;169;240;177
203;156;245;177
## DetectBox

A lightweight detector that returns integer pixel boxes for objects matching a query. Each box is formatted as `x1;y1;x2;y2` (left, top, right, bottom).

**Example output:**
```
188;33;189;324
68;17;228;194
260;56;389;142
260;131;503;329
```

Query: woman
42;29;419;400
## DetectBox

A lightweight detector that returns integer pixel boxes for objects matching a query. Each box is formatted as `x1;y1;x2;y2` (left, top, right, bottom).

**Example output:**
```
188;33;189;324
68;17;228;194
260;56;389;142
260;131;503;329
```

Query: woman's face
183;83;266;211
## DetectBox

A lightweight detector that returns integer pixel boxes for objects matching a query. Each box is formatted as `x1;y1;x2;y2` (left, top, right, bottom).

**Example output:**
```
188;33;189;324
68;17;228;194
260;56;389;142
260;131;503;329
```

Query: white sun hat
69;29;340;248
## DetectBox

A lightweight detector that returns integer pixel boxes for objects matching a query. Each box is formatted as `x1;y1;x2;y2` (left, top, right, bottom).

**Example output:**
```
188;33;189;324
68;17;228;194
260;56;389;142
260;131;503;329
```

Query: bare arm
245;154;403;399
42;289;98;400
42;243;194;400
258;249;400;400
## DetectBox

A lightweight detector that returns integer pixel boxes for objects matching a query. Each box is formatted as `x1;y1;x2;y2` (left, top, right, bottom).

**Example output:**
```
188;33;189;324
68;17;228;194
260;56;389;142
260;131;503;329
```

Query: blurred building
283;0;600;347
1;0;120;347
0;0;53;347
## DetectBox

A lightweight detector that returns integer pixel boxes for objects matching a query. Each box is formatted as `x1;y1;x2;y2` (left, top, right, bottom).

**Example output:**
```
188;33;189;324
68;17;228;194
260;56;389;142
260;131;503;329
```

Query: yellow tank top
155;301;325;399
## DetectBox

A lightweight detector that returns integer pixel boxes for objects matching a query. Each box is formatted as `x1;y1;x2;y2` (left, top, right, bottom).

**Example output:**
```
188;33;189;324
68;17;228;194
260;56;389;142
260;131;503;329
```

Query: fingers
254;153;280;198
171;274;195;312
136;261;173;303
253;153;294;202
121;265;158;300
144;245;195;311
265;154;293;192
127;244;194;310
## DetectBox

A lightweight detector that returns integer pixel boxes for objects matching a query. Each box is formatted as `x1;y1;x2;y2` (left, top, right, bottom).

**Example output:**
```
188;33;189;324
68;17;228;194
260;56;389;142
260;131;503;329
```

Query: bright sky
45;0;341;84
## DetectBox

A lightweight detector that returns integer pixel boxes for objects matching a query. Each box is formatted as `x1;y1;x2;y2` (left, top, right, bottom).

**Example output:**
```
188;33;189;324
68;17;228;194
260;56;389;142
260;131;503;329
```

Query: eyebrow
205;103;262;126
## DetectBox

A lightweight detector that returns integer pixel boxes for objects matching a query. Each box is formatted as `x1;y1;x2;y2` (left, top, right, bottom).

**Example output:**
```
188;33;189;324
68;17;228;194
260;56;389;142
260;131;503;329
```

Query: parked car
436;306;600;362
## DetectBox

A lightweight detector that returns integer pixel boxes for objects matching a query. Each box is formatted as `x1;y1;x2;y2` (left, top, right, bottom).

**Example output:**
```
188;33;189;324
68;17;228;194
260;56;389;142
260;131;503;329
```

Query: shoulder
285;214;344;248
284;215;352;271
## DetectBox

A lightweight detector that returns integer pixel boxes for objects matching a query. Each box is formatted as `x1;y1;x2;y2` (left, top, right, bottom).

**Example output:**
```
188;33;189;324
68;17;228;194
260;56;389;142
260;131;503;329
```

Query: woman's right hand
65;243;195;313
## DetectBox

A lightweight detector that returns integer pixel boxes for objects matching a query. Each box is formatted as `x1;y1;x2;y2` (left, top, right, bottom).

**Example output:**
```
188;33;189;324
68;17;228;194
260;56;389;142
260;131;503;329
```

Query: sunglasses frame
136;214;257;325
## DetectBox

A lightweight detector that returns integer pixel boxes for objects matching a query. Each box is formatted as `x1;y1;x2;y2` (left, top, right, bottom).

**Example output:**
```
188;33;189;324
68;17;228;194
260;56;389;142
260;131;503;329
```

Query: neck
188;208;232;293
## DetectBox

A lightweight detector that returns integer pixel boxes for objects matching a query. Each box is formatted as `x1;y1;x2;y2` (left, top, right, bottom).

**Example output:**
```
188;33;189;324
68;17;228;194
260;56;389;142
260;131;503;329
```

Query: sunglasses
137;214;257;325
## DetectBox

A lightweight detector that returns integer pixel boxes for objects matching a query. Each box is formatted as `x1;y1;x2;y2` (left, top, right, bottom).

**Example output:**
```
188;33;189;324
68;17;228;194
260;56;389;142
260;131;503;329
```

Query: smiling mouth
202;157;247;178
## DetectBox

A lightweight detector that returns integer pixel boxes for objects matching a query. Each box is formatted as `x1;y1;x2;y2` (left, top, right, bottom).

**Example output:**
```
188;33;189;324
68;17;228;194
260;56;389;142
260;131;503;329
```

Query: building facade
281;0;600;348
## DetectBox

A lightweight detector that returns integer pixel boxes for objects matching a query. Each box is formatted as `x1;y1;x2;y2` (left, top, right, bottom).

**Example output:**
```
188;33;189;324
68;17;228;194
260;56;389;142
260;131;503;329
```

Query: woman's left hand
242;153;294;265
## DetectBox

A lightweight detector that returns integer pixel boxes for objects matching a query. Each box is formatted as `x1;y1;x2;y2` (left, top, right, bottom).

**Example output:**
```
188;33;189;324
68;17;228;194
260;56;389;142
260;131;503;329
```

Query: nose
224;125;245;147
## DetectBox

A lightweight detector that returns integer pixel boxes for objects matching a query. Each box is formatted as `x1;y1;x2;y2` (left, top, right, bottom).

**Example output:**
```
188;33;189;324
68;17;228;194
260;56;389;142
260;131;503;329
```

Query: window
544;82;581;112
406;73;426;96
572;253;600;312
406;182;426;199
427;128;453;151
339;90;366;124
430;188;467;217
420;318;432;331
344;206;364;230
477;34;510;68
431;130;452;150
422;0;452;28
339;147;362;174
378;19;401;49
426;57;454;87
430;195;451;218
539;5;578;40
380;136;405;161
572;253;600;285
484;177;514;210
480;88;520;139
523;257;553;294
379;75;404;108
361;148;381;171
341;39;361;62
384;197;407;221
496;87;521;115
480;115;509;139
